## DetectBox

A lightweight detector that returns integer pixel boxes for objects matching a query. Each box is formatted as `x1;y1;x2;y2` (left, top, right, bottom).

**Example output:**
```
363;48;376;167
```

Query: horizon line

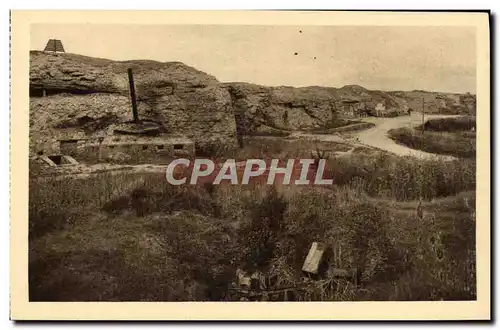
30;49;477;95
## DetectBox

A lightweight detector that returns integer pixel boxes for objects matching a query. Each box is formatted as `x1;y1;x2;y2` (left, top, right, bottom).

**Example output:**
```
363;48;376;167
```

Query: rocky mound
223;83;412;135
29;51;476;155
29;51;238;155
223;83;475;136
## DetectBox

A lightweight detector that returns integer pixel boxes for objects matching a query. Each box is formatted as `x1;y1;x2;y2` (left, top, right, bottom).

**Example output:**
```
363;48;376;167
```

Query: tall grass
325;153;475;201
416;116;476;132
194;137;352;163
388;127;476;159
265;188;476;301
29;151;476;301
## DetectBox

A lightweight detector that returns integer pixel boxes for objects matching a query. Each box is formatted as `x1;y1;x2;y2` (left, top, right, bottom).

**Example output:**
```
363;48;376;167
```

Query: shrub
239;186;288;270
324;153;475;201
416;116;476;132
29;145;476;301
388;127;476;158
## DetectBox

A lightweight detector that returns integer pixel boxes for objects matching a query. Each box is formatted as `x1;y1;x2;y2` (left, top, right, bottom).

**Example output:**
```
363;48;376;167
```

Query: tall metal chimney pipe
127;68;139;123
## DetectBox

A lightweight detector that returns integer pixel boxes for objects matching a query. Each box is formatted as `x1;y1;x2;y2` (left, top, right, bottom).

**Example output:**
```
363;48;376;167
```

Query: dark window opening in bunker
61;139;79;144
29;87;99;97
48;155;62;165
157;145;164;150
30;88;45;97
174;144;184;150
142;146;148;150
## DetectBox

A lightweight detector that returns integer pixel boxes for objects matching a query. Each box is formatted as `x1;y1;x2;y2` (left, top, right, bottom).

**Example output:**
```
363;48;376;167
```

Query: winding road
292;112;461;160
352;112;460;160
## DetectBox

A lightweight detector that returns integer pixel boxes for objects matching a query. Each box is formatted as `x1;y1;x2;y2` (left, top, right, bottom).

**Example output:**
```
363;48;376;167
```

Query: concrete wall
74;141;195;164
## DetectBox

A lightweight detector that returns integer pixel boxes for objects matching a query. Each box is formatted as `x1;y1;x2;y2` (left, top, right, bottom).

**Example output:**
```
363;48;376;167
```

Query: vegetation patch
324;153;475;201
29;150;476;301
388;127;475;159
415;116;476;132
193;137;352;162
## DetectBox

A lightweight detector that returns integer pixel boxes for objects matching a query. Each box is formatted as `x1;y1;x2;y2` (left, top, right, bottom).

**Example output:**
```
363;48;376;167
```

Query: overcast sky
31;24;476;93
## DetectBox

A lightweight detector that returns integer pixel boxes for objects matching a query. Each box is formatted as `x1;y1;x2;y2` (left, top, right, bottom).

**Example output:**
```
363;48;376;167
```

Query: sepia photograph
10;10;490;320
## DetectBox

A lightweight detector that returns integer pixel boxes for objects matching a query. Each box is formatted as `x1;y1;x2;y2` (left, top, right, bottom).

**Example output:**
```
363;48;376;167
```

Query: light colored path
352;112;460;160
291;112;461;160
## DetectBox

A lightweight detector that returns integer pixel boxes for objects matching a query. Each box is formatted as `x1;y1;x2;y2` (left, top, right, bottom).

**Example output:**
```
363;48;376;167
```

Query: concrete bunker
53;131;195;163
340;99;368;117
30;86;99;97
97;136;195;156
48;155;62;165
39;154;79;167
59;139;79;155
34;68;196;165
79;135;196;163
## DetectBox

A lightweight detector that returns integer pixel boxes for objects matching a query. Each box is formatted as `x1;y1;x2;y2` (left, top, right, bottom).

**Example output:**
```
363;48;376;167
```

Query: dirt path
352;112;460;160
294;112;461;160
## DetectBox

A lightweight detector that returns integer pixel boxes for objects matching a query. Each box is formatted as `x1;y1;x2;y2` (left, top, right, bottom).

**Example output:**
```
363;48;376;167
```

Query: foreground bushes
29;152;476;301
325;152;475;201
416;116;476;132
387;116;476;159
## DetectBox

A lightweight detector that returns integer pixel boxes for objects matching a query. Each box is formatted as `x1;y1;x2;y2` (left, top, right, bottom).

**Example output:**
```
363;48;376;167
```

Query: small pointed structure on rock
43;39;65;53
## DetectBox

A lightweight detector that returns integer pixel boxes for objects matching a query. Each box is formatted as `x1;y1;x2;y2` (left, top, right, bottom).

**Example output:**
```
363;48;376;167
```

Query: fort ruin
31;66;196;168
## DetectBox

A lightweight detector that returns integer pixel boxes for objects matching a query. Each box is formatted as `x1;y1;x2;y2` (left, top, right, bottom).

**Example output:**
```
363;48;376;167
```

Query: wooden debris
302;242;328;275
236;268;251;290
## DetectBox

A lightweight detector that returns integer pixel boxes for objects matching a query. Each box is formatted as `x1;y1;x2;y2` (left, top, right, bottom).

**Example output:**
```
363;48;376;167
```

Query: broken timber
302;242;359;284
302;242;329;275
229;275;358;301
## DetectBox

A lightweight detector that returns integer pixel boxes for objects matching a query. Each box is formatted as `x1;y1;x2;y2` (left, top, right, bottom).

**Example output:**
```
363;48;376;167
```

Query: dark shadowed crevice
29;87;104;97
47;155;62;165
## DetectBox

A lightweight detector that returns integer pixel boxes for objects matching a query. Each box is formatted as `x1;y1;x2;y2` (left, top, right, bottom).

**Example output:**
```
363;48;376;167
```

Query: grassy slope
388;117;476;159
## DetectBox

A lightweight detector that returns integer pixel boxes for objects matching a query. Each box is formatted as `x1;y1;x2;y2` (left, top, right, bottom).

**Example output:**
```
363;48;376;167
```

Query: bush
239;186;288;270
29;149;476;301
324;153;475;201
416;116;476;132
388;127;476;158
268;188;476;301
29;174;117;239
